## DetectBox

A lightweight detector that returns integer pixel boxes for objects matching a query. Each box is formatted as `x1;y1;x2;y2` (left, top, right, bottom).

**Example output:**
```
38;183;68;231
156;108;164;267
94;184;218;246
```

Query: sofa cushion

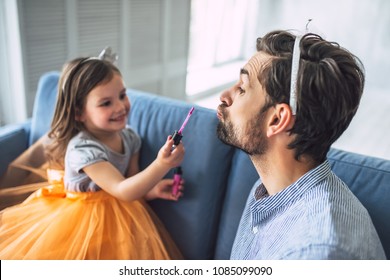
328;149;390;259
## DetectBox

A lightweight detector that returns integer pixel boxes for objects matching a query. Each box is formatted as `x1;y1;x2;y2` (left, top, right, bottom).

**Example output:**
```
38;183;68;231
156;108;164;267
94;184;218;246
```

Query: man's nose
219;86;235;107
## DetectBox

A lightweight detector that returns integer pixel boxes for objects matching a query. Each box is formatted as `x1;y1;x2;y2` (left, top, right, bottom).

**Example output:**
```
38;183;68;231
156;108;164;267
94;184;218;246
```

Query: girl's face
78;73;130;136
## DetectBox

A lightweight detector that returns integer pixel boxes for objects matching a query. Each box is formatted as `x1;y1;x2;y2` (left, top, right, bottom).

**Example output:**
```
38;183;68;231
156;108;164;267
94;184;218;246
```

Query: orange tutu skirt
0;171;182;260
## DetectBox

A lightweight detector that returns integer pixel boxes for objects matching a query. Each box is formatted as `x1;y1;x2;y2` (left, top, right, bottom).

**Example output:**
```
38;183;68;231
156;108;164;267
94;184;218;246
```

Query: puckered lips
217;105;225;121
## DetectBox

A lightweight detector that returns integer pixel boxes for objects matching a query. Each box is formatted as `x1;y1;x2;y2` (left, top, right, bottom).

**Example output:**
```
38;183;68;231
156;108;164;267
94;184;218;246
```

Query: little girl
0;56;185;260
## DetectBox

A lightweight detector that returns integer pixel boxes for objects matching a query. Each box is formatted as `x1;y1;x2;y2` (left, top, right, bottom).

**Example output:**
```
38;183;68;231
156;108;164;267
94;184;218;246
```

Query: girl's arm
126;152;140;177
82;136;184;202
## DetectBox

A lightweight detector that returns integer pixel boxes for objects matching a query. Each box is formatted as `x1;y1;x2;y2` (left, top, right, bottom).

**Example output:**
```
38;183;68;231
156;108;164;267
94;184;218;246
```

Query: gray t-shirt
64;127;141;192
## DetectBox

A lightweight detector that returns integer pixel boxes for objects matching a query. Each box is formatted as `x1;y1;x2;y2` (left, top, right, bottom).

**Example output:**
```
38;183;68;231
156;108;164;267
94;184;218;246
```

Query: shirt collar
250;160;332;227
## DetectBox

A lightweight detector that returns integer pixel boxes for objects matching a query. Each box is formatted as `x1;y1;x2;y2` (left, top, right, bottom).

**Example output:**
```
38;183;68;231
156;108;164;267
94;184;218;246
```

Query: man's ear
266;104;294;137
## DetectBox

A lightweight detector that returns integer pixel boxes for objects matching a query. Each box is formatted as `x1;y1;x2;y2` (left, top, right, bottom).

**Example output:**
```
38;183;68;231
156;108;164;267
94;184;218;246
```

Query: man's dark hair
256;30;365;164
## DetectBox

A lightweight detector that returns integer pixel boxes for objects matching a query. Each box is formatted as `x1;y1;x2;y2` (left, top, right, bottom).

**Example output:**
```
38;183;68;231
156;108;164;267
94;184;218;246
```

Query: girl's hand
157;136;185;169
144;178;184;201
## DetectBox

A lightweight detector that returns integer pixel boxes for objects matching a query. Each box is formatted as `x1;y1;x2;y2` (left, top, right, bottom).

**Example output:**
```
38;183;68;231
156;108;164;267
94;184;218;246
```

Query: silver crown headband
289;35;302;116
289;19;313;116
62;47;118;92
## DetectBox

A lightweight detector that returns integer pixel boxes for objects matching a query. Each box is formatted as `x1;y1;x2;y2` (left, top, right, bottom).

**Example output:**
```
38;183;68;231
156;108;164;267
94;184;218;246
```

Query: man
216;30;386;259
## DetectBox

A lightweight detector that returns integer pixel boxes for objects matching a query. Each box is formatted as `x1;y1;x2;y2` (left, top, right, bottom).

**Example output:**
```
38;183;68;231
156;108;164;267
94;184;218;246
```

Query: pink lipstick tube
172;166;182;196
171;107;195;149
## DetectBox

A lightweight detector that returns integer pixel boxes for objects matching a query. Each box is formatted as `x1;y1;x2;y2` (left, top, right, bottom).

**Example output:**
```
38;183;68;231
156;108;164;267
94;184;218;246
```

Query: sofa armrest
0;121;31;179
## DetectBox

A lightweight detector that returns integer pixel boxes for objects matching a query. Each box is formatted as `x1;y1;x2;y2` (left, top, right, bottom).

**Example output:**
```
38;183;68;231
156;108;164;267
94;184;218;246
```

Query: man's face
216;52;272;156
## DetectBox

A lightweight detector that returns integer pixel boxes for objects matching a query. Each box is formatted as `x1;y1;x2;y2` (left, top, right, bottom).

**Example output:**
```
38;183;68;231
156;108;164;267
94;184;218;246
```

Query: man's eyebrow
240;68;249;76
240;68;251;87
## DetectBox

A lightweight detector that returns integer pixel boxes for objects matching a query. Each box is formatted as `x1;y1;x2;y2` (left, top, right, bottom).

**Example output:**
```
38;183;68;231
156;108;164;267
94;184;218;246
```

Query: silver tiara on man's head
289;19;314;116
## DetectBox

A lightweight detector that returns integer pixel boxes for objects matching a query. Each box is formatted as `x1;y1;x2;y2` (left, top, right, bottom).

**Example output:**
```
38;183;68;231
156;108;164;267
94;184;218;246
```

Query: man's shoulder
302;171;366;212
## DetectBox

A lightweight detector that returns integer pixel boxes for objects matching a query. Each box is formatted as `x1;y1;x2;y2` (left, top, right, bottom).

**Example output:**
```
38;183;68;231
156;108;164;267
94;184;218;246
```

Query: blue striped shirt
230;160;386;259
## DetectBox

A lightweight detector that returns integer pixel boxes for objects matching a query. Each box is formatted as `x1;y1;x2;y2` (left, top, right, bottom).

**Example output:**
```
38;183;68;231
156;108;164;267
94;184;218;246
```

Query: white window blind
18;0;68;117
77;0;121;57
12;0;190;122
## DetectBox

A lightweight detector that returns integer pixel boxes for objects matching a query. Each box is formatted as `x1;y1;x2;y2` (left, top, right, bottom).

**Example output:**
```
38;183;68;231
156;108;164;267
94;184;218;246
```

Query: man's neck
250;149;318;196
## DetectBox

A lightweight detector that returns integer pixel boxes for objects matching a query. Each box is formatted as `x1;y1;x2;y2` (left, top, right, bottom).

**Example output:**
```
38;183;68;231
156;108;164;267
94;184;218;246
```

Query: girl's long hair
46;58;121;168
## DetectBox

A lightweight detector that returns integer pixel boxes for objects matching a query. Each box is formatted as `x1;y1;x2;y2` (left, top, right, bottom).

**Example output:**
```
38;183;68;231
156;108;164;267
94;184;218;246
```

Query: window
186;0;259;98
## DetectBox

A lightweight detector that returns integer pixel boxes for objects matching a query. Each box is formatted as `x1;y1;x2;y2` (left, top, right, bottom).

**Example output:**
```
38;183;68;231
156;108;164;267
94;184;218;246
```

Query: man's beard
217;108;268;156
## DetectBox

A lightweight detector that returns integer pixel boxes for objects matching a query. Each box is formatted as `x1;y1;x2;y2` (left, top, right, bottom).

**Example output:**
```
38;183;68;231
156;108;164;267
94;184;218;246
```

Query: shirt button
252;226;258;234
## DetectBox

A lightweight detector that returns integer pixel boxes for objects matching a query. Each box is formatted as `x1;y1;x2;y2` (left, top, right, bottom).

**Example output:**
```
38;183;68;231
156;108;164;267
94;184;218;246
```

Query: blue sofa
1;72;389;260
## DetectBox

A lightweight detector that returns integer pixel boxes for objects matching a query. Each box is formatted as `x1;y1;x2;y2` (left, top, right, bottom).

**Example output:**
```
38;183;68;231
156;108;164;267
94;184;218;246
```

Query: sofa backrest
127;91;235;259
213;150;258;259
328;149;390;259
